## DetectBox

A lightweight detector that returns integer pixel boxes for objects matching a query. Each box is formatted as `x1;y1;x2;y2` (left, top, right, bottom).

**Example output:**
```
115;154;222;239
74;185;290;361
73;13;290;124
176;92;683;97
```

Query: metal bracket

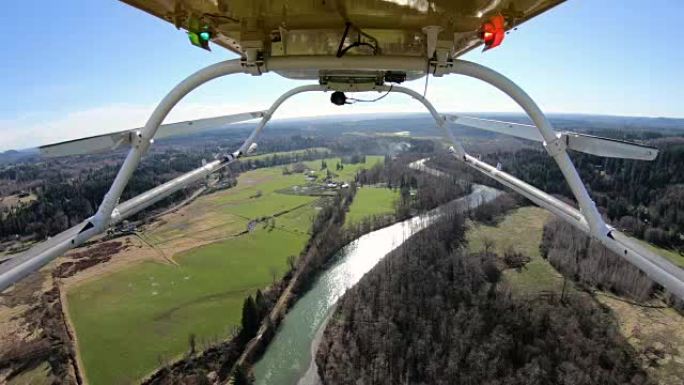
131;130;145;148
422;25;453;77
242;46;264;75
319;71;384;89
432;42;453;77
326;82;379;92
543;133;567;157
422;26;443;59
222;150;242;163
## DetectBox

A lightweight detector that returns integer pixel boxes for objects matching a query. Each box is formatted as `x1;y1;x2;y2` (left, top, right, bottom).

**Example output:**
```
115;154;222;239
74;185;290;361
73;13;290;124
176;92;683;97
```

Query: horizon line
2;111;683;153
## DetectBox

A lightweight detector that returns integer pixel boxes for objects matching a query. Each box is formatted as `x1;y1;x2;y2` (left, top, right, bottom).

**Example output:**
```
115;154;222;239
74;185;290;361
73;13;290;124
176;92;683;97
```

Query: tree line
541;217;683;310
486;140;684;251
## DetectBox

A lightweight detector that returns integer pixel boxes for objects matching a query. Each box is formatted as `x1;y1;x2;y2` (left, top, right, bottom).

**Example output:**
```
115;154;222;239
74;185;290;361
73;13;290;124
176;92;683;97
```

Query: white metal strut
0;56;682;302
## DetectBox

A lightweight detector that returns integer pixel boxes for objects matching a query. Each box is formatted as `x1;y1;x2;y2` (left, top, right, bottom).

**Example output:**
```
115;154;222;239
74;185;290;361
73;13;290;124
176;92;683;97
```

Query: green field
466;206;566;295
67;155;383;385
345;187;399;226
68;228;305;385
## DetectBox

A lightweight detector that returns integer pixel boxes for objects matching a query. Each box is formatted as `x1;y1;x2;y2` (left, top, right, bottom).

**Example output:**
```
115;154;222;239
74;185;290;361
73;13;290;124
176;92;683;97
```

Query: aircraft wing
39;111;265;157
444;114;659;161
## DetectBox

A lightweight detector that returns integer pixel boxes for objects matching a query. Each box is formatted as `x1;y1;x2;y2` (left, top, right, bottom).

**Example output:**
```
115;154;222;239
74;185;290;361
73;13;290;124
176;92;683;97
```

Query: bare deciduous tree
481;236;495;255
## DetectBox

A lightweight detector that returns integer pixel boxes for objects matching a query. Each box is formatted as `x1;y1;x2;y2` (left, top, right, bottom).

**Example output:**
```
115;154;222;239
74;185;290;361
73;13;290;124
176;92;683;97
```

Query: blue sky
1;0;683;150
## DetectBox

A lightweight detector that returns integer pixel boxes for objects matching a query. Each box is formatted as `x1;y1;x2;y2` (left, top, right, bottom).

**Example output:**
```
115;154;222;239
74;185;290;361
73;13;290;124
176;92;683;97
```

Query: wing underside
119;0;565;58
38;111;265;157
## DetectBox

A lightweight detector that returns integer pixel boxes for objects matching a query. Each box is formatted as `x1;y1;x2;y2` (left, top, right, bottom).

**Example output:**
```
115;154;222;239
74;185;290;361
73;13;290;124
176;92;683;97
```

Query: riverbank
247;158;486;384
186;157;474;383
253;184;501;384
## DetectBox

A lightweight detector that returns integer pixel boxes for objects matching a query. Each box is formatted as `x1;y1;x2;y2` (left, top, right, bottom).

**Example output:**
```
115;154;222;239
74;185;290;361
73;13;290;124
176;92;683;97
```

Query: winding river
253;184;501;385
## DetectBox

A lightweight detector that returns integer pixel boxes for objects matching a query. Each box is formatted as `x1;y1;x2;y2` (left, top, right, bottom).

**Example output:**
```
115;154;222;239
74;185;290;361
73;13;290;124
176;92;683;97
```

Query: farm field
345;187;399;226
466;206;565;295
66;155;383;385
68;227;306;385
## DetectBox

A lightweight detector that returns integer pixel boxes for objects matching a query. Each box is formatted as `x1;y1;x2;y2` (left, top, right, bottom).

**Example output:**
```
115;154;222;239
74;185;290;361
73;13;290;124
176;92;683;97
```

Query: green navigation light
188;31;211;51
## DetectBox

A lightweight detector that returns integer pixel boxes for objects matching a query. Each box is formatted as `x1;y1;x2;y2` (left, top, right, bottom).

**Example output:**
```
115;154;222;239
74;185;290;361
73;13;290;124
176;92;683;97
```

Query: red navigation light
481;15;506;51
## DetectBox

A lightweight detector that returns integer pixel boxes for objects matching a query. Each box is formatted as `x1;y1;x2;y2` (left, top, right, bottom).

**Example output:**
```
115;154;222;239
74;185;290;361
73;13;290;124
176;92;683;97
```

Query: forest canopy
316;209;651;385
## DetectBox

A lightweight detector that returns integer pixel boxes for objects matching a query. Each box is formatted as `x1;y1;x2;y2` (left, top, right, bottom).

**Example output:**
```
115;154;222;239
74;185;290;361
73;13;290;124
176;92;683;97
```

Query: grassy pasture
68;228;305;385
466;206;566;295
66;155;383;385
345;187;399;226
0;192;37;209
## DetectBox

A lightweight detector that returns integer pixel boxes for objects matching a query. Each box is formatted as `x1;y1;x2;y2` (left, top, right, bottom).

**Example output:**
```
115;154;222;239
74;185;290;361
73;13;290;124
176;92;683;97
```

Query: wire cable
347;85;393;103
336;22;379;57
